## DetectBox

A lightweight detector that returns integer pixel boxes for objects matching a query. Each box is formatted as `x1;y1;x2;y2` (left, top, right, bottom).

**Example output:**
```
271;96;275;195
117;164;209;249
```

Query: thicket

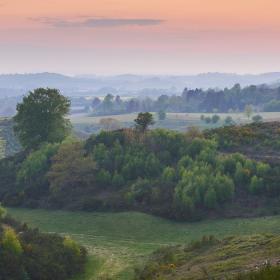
2;126;280;220
205;121;280;152
0;207;87;280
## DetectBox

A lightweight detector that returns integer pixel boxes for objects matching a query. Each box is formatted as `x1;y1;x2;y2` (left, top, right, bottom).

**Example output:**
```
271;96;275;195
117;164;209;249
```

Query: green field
8;208;280;280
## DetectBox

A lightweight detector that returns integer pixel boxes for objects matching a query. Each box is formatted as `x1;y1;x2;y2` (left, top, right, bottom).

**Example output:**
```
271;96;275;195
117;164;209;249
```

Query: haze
1;0;280;75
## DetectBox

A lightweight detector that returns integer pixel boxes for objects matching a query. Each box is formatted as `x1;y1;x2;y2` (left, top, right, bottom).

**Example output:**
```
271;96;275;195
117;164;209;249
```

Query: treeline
88;84;280;115
0;207;87;280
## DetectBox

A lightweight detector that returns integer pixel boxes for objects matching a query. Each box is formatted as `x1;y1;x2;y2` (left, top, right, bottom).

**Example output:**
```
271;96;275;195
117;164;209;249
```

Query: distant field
71;112;280;124
8;208;280;280
70;112;280;134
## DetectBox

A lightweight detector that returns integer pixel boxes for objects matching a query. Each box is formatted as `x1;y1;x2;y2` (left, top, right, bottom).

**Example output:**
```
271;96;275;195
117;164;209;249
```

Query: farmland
8;208;280;280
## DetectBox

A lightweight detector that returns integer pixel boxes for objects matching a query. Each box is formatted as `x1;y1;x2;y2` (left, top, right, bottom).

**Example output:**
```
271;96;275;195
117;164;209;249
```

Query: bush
252;115;263;123
0;217;87;280
212;114;220;123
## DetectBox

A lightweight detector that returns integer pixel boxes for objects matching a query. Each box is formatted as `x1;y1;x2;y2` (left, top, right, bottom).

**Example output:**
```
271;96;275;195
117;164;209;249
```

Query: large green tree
14;88;71;149
134;112;155;133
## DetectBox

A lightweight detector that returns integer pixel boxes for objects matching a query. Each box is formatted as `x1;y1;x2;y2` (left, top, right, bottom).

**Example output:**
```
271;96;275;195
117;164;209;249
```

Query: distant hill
0;72;280;97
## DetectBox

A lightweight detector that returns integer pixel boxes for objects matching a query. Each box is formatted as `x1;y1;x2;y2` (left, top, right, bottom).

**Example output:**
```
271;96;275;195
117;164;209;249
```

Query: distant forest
84;84;280;115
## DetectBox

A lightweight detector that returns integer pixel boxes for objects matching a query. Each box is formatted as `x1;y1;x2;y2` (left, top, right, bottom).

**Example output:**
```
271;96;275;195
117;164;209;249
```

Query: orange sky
1;0;280;74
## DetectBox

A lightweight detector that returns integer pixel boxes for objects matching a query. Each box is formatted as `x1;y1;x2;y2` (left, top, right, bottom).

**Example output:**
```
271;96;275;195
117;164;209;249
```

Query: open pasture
8;208;280;279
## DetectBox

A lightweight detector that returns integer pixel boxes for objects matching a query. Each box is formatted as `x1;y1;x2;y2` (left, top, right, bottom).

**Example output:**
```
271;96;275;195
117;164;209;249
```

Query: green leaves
134;112;155;132
14;88;71;149
2;227;23;255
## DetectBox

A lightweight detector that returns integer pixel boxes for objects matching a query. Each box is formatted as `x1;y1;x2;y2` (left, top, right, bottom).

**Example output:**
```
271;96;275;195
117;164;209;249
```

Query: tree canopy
14;88;71;149
134;112;155;132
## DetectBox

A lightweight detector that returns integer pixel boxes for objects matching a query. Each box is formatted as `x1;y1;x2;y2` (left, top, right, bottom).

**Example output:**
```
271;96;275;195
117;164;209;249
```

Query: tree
134;112;155;132
224;116;235;126
249;175;264;194
2;228;23;255
186;126;203;140
47;142;96;193
103;94;114;113
204;117;212;124
214;174;234;203
244;105;253;120
204;187;217;209
17;143;59;187
112;172;125;188
92;97;101;109
211;114;220;124
157;110;166;121
14;88;71;149
0;204;6;219
252;115;263;123
162;167;176;183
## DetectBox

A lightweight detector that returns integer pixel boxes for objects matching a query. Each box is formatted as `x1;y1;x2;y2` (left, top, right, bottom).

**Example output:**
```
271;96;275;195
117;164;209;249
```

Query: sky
0;0;280;75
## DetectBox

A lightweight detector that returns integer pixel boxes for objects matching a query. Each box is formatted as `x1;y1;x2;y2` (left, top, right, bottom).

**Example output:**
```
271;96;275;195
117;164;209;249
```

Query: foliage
89;84;280;115
211;114;220;123
224;116;235;126
2;227;23;255
135;234;280;280
157;110;166;121
0;204;7;219
14;88;71;149
17;143;59;187
235;266;280;280
244;104;253;120
205;121;280;155
0;216;87;280
264;99;280;112
252;114;263;123
2;119;280;221
134;112;155;132
47;141;96;196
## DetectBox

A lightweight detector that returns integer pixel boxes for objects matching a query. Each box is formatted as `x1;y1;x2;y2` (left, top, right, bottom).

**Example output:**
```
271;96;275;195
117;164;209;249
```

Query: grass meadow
70;112;280;134
8;208;280;280
70;112;280;124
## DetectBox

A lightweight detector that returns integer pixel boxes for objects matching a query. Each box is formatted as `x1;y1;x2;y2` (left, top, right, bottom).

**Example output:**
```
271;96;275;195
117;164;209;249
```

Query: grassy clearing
8;208;280;279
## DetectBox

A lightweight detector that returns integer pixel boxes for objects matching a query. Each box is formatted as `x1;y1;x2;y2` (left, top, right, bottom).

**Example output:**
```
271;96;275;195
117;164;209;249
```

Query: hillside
0;208;87;280
205;121;280;164
136;234;280;280
2;122;280;221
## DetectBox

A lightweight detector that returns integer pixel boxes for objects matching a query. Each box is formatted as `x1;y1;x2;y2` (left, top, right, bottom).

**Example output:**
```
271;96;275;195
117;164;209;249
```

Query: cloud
29;17;165;28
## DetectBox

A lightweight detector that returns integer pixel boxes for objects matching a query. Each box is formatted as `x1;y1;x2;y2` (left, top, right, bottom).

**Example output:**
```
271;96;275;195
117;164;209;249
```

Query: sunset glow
1;0;280;74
